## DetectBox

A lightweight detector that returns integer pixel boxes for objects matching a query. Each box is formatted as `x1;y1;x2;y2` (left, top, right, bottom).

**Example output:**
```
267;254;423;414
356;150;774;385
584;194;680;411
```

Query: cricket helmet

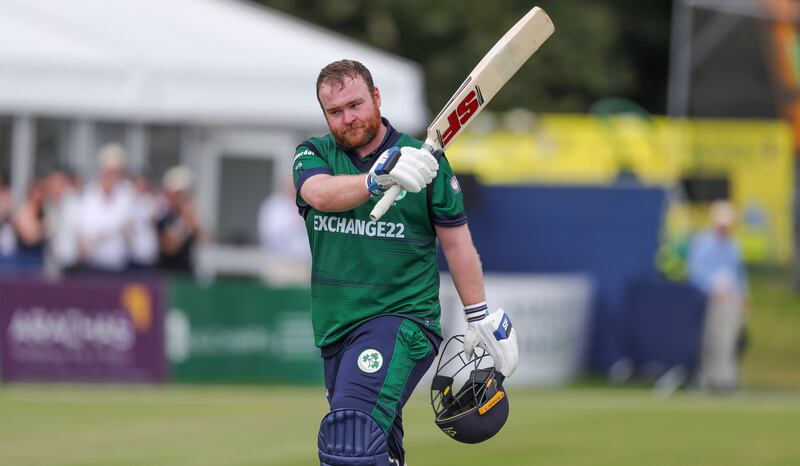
430;335;509;444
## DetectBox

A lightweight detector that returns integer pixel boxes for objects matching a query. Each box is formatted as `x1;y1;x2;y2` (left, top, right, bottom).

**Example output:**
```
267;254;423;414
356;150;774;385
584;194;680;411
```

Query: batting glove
367;146;438;195
463;303;518;378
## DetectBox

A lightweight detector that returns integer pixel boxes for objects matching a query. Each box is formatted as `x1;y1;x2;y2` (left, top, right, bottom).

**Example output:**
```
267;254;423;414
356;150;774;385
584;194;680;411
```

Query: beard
330;105;382;151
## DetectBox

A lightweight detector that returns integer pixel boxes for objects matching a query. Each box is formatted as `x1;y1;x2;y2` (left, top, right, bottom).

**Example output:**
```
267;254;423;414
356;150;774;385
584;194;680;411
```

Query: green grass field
741;270;800;389
1;384;800;466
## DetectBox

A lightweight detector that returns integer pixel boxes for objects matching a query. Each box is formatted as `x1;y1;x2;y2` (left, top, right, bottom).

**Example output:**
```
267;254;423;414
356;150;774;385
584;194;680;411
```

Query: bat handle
369;185;403;221
369;141;438;221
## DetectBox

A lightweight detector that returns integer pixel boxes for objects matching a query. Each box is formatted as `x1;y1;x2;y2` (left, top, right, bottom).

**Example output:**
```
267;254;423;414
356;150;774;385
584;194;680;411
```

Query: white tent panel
0;0;427;131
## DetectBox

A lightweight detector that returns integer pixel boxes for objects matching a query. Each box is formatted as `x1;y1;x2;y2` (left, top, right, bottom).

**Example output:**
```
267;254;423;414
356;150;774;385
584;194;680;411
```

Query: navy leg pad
318;409;391;466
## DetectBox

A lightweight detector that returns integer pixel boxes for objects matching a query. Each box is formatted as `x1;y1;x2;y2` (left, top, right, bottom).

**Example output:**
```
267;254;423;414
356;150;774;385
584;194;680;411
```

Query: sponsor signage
433;273;593;388
0;277;166;383
167;279;321;384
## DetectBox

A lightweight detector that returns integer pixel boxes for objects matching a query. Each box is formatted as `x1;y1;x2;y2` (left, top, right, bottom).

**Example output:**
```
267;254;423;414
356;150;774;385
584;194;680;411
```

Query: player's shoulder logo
294;148;315;162
357;348;383;373
293;148;316;172
450;175;461;193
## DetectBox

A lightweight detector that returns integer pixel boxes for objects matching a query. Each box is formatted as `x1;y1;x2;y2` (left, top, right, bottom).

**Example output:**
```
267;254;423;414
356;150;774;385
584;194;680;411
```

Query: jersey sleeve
429;154;467;227
292;141;332;216
292;142;332;192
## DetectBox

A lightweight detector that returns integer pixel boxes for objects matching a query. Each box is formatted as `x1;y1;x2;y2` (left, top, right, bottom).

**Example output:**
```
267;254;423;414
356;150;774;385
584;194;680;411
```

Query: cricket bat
369;6;555;221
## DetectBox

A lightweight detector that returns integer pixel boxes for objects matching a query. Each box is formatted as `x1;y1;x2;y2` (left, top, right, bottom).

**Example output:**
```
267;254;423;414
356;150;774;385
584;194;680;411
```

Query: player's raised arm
297;146;437;213
299;173;370;213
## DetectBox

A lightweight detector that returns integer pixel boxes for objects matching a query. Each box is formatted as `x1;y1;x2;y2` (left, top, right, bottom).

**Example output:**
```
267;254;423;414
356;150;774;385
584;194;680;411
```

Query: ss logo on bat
438;86;484;147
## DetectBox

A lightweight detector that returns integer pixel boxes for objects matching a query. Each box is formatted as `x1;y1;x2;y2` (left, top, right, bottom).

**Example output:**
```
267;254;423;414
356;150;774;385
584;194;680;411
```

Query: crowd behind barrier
0;143;203;278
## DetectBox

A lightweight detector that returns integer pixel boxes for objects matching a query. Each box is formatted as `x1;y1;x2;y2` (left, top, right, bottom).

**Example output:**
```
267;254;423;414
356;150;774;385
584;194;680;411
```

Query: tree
257;0;672;114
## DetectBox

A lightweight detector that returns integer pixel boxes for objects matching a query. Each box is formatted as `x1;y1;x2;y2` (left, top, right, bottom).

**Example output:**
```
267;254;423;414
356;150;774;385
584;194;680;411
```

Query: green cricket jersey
293;118;466;348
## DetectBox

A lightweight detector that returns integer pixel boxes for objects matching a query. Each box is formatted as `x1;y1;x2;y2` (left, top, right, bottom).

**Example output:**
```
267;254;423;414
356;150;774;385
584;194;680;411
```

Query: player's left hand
464;307;518;378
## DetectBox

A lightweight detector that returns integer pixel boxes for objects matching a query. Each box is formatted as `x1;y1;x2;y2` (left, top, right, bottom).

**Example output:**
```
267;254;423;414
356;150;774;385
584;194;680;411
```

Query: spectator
43;169;82;275
75;143;134;273
127;175;159;270
0;174;17;261
257;177;311;285
687;200;750;393
157;165;201;273
11;180;47;268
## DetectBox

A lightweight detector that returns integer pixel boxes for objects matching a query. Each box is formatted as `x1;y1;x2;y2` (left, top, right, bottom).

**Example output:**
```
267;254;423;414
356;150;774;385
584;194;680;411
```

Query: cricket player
294;60;518;466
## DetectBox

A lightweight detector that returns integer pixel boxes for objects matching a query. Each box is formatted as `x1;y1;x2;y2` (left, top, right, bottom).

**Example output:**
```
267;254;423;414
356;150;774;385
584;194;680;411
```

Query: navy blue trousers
321;315;441;464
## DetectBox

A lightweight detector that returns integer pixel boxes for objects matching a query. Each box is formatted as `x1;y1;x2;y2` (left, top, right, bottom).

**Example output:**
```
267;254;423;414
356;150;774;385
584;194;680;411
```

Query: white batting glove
366;146;438;195
463;303;518;378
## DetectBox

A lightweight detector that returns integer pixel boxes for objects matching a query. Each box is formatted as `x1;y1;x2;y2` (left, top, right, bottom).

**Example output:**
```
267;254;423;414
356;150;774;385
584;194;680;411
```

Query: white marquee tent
0;0;426;128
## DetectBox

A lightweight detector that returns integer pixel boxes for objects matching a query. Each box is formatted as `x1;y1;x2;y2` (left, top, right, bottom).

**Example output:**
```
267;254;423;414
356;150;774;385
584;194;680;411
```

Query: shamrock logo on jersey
357;349;383;373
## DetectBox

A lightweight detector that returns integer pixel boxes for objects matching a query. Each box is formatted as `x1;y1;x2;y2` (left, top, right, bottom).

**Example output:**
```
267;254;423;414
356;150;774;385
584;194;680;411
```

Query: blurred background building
0;0;425;278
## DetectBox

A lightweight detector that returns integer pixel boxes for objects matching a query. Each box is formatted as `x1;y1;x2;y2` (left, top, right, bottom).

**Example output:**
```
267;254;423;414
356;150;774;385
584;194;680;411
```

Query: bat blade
427;6;555;152
370;6;554;221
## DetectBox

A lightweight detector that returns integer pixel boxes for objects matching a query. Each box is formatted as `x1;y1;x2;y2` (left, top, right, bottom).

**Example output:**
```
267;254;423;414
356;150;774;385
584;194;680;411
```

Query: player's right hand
367;146;438;194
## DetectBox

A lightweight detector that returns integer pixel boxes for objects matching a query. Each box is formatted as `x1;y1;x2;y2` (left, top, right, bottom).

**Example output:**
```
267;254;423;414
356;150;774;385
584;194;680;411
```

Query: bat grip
369;185;403;221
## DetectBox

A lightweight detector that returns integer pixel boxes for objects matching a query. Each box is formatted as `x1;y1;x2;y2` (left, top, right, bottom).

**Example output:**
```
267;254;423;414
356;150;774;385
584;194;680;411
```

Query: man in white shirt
257;177;311;285
75;143;134;272
128;175;159;269
44;169;82;275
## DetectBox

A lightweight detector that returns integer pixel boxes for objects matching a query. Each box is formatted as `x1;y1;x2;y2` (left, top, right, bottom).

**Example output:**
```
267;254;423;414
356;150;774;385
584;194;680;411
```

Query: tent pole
667;0;694;118
71;119;96;181
125;123;148;174
10;116;35;205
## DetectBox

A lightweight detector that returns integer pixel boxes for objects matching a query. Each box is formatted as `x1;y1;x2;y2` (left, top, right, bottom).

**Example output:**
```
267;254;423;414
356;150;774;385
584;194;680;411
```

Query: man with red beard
293;60;518;466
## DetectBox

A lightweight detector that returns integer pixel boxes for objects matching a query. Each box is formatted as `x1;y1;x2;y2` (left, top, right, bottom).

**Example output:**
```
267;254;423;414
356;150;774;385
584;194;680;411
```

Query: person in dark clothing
12;180;47;268
157;166;201;272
